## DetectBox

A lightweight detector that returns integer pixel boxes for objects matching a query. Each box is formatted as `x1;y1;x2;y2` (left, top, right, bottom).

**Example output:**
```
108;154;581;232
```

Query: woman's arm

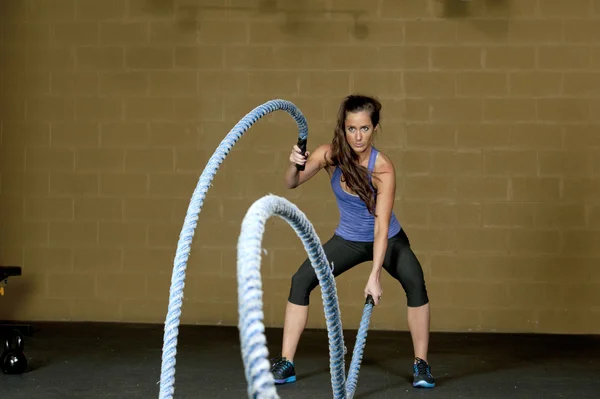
365;153;396;305
284;143;331;189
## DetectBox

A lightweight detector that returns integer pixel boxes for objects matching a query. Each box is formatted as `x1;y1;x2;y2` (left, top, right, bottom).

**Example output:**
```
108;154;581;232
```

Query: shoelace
415;361;431;376
271;357;291;374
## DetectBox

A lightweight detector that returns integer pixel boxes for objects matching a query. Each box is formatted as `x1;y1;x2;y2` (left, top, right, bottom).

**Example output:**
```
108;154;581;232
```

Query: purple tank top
330;146;402;242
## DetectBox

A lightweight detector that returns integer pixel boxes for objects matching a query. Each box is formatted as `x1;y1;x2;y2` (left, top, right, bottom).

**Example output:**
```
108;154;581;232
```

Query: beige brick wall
1;0;599;334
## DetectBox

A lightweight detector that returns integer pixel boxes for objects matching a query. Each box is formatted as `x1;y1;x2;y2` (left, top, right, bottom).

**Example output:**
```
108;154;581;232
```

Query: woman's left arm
365;155;396;305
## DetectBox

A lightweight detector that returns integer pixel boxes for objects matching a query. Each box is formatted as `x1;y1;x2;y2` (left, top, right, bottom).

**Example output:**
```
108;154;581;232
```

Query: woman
270;94;435;389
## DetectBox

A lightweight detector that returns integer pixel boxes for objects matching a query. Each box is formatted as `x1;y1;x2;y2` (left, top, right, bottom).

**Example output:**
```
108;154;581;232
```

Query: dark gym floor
1;321;599;398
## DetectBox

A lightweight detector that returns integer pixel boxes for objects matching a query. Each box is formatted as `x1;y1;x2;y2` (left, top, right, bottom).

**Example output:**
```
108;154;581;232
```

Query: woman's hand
364;272;383;306
284;143;330;189
289;144;309;167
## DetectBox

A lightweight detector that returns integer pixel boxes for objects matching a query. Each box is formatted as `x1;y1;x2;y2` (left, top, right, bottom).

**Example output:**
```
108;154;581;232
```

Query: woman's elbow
284;179;299;189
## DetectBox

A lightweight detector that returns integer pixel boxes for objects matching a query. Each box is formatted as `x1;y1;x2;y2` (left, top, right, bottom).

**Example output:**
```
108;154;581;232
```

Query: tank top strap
367;146;379;173
330;163;341;182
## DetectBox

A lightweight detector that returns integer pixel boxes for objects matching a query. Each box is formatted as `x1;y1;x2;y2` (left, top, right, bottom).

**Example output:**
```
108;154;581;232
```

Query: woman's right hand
285;143;330;189
289;144;309;168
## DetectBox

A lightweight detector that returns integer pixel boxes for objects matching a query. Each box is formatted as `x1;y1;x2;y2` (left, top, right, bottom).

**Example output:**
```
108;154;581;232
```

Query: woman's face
344;110;375;154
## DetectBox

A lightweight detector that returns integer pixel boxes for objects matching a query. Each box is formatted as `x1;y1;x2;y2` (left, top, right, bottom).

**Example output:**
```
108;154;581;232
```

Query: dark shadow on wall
139;0;521;41
483;0;512;14
439;0;512;18
440;0;471;18
436;0;511;41
142;0;370;40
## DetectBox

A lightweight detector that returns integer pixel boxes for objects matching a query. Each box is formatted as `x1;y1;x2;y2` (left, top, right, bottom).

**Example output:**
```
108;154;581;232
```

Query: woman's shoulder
312;143;335;174
371;149;395;190
313;143;334;163
373;148;395;174
316;142;333;154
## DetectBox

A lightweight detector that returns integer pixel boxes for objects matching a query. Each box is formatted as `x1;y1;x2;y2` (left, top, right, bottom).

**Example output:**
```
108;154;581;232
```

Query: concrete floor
1;322;599;398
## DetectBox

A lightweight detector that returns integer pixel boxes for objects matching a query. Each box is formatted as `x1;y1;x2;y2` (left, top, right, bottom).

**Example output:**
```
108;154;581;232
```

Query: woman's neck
356;145;372;165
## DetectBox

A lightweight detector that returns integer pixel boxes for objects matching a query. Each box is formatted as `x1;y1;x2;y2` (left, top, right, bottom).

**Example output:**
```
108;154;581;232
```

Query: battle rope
237;194;375;399
159;100;308;399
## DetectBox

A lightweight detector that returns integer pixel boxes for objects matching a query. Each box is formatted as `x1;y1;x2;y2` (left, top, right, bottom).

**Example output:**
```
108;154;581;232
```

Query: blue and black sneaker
270;356;296;385
413;357;435;388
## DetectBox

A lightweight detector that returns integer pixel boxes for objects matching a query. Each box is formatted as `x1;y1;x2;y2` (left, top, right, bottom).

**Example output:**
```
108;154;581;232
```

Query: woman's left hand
364;273;383;306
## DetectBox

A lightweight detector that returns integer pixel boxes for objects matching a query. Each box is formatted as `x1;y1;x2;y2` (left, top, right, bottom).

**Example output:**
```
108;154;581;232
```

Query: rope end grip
295;137;307;171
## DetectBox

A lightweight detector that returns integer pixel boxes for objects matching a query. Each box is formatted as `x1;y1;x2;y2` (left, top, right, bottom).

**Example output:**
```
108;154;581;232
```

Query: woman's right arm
284;143;331;189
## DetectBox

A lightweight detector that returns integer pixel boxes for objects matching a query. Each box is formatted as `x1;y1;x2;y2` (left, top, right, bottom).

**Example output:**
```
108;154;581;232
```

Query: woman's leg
381;230;435;388
271;234;370;384
281;301;308;362
407;303;430;362
283;234;370;360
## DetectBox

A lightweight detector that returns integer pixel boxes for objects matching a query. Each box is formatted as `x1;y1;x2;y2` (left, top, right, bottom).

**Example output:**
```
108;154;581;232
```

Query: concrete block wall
0;0;599;334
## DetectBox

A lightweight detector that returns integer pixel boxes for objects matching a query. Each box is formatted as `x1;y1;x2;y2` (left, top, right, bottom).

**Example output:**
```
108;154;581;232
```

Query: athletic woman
270;94;435;389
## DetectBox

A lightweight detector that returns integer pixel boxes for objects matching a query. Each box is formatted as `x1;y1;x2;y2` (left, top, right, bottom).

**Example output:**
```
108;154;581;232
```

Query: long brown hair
327;94;382;215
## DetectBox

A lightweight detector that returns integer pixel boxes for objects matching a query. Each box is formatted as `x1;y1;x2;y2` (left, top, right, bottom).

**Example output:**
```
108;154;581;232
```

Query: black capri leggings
288;229;429;307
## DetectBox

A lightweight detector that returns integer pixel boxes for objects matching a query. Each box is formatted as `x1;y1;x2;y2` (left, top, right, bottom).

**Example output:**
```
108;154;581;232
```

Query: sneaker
412;357;435;388
270;356;296;385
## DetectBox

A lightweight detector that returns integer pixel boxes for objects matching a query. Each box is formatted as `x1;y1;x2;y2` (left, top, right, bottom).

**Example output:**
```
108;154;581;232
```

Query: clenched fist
289;144;309;167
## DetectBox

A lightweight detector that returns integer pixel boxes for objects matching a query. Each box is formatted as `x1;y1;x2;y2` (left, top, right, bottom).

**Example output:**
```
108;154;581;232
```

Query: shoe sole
274;376;296;385
413;380;435;388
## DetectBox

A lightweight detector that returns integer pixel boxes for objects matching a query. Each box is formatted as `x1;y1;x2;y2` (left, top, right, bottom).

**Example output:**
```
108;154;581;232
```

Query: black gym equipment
1;329;27;374
0;266;30;375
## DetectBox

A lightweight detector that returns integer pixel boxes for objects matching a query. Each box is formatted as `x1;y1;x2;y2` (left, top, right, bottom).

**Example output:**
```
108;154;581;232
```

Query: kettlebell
1;349;27;374
1;329;27;374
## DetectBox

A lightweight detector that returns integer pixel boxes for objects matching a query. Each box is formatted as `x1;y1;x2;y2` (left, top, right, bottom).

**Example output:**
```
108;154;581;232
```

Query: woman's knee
406;281;429;307
389;244;430;307
399;262;429;307
288;264;319;306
